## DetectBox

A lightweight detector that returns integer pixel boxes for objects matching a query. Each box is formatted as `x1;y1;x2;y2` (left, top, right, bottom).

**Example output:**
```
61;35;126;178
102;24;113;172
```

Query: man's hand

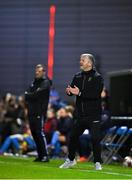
69;85;80;95
66;85;71;95
66;85;80;95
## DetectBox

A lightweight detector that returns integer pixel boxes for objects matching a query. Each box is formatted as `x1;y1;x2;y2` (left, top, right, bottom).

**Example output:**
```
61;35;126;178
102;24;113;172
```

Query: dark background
110;71;132;116
0;0;132;101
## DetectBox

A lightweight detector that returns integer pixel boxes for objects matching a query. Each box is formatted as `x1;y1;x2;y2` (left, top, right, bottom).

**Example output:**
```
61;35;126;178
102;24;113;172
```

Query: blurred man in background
25;64;51;162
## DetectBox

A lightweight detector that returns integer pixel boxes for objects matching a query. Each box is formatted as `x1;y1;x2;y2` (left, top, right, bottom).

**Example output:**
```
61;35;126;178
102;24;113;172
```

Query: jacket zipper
81;75;86;113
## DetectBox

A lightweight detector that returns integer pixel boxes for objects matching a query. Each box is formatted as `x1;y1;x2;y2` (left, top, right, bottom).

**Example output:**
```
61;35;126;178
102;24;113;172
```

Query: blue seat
89;126;117;162
102;126;129;164
101;126;117;145
127;128;132;135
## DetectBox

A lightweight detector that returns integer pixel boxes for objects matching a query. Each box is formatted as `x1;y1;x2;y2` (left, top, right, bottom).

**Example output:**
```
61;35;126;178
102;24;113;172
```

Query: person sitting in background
48;107;73;157
44;108;57;144
65;105;74;119
0;124;36;155
0;93;26;145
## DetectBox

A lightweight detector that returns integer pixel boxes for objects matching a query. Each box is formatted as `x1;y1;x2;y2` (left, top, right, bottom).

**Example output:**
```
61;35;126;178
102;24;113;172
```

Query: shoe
34;156;49;162
59;158;76;168
95;162;102;170
40;156;49;162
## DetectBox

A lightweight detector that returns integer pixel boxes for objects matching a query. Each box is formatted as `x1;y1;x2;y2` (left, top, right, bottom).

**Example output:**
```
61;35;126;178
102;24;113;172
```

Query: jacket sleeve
25;79;50;101
80;75;104;99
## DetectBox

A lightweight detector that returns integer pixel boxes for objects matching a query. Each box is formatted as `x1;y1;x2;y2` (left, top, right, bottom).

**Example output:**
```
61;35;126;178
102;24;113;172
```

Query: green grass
0;156;132;179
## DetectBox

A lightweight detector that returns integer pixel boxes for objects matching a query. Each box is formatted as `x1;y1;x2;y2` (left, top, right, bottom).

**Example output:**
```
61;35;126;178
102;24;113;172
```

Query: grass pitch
0;156;132;179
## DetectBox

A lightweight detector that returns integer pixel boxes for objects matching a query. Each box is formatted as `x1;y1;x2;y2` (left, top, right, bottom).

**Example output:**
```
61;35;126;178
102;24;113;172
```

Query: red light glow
48;5;56;80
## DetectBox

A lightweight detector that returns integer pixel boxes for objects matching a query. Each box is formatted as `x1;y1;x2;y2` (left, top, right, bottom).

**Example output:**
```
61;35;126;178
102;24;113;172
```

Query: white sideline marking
0;160;132;178
79;169;132;178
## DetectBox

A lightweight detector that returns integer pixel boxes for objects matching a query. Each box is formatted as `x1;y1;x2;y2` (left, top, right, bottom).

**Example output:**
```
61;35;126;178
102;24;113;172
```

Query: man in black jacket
59;53;104;170
25;64;51;162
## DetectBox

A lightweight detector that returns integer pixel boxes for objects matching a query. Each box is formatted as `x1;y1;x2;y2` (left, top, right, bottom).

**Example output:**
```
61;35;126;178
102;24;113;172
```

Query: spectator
48;107;73;157
0;124;35;155
44;108;57;144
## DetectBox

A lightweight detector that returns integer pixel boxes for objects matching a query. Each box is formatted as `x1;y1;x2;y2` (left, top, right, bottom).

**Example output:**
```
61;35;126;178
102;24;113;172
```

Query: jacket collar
81;69;95;75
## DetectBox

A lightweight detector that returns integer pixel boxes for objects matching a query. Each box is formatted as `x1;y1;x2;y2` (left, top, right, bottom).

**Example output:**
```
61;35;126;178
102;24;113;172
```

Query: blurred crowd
0;87;111;161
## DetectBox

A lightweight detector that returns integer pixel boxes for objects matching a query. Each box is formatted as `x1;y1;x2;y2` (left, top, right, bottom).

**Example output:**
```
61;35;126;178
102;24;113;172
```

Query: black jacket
70;69;104;119
25;76;51;117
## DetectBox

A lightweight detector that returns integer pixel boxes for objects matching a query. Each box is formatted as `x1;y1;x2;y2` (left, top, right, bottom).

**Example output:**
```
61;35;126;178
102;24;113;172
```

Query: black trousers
28;114;48;159
68;117;102;163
